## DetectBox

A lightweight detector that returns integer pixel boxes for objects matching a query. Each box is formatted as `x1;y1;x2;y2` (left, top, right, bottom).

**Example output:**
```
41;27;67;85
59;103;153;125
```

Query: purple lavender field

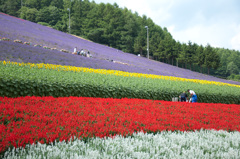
0;12;239;85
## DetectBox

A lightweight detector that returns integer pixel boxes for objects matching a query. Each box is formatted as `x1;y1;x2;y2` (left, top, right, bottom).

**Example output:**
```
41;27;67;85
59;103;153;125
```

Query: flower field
1;96;240;158
1;63;240;158
3;130;240;158
1;61;240;104
1;12;240;85
1;58;240;158
3;61;240;88
1;12;240;158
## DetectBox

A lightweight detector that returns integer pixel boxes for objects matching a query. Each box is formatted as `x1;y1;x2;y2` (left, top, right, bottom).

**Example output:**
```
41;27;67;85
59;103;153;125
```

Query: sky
93;0;240;51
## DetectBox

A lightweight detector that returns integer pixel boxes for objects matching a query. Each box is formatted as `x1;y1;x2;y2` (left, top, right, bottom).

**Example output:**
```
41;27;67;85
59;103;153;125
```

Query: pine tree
204;44;220;74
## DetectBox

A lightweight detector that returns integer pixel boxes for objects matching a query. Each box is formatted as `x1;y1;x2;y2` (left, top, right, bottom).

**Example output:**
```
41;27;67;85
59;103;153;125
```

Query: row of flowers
0;37;10;41
1;61;240;88
1;96;240;153
3;130;240;158
1;37;70;53
1;38;30;46
13;39;30;45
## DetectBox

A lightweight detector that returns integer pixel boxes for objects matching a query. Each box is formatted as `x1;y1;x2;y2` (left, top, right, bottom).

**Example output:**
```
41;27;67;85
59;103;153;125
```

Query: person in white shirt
74;47;77;53
187;89;197;103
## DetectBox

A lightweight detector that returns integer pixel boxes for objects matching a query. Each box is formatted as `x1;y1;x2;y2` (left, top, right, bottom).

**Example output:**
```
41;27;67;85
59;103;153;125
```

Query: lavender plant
0;13;239;85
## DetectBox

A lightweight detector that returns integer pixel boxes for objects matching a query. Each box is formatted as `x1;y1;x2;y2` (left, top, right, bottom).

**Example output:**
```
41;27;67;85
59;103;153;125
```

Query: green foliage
194;45;205;72
226;62;239;75
38;22;50;27
215;48;240;78
50;0;64;9
0;63;240;104
204;44;220;74
0;0;20;17
19;7;38;22
227;74;240;82
24;0;41;10
87;28;105;44
24;7;38;22
36;6;61;26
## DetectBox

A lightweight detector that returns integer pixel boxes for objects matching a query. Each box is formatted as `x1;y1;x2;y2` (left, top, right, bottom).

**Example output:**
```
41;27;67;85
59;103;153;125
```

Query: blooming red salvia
0;96;240;153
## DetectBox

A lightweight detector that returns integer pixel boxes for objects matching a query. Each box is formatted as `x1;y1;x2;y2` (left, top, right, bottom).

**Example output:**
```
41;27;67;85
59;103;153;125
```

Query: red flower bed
0;96;240;152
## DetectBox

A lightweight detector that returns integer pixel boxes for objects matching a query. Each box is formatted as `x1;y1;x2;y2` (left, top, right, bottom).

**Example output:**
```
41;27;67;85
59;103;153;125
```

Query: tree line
1;0;240;80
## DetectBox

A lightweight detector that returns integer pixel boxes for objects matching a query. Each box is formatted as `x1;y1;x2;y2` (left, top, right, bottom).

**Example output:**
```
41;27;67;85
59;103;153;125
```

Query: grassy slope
0;12;240;85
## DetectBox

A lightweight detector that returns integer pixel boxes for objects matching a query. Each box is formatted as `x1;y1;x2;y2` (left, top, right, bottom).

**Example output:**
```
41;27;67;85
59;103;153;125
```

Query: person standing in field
187;89;197;103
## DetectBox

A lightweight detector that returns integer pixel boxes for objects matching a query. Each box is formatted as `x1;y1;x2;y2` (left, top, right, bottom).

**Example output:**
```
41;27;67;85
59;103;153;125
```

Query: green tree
94;3;107;43
19;6;28;19
186;41;195;70
214;48;230;77
78;0;94;36
0;0;4;6
24;7;38;22
227;51;240;69
173;41;181;67
178;43;188;68
50;0;64;9
155;40;166;62
226;61;239;75
204;44;220;74
86;3;107;44
101;3;124;49
40;0;52;9
194;45;205;73
0;0;20;16
24;0;41;10
150;25;164;59
35;6;61;26
36;7;51;23
120;8;138;53
71;0;82;35
161;33;175;64
134;34;145;56
48;6;61;26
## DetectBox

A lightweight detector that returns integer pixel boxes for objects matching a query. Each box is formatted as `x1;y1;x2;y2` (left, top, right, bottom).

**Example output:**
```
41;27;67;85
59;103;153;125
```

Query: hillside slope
0;12;239;85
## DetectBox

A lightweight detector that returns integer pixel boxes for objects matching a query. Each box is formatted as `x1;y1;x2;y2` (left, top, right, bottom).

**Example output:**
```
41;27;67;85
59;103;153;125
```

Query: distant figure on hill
86;50;92;58
187;89;197;103
72;47;78;54
179;91;188;102
80;49;85;56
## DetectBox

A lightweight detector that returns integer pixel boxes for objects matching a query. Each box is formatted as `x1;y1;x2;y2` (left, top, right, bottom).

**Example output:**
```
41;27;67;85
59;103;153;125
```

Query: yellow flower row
2;61;240;88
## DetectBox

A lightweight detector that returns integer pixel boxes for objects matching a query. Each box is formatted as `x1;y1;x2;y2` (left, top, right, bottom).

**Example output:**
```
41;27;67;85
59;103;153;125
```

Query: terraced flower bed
1;61;240;104
1;12;240;158
1;12;240;85
1;96;240;157
1;62;240;158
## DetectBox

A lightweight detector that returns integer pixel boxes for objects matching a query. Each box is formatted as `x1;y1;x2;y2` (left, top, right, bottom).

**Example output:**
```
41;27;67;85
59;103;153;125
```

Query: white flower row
3;129;240;159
